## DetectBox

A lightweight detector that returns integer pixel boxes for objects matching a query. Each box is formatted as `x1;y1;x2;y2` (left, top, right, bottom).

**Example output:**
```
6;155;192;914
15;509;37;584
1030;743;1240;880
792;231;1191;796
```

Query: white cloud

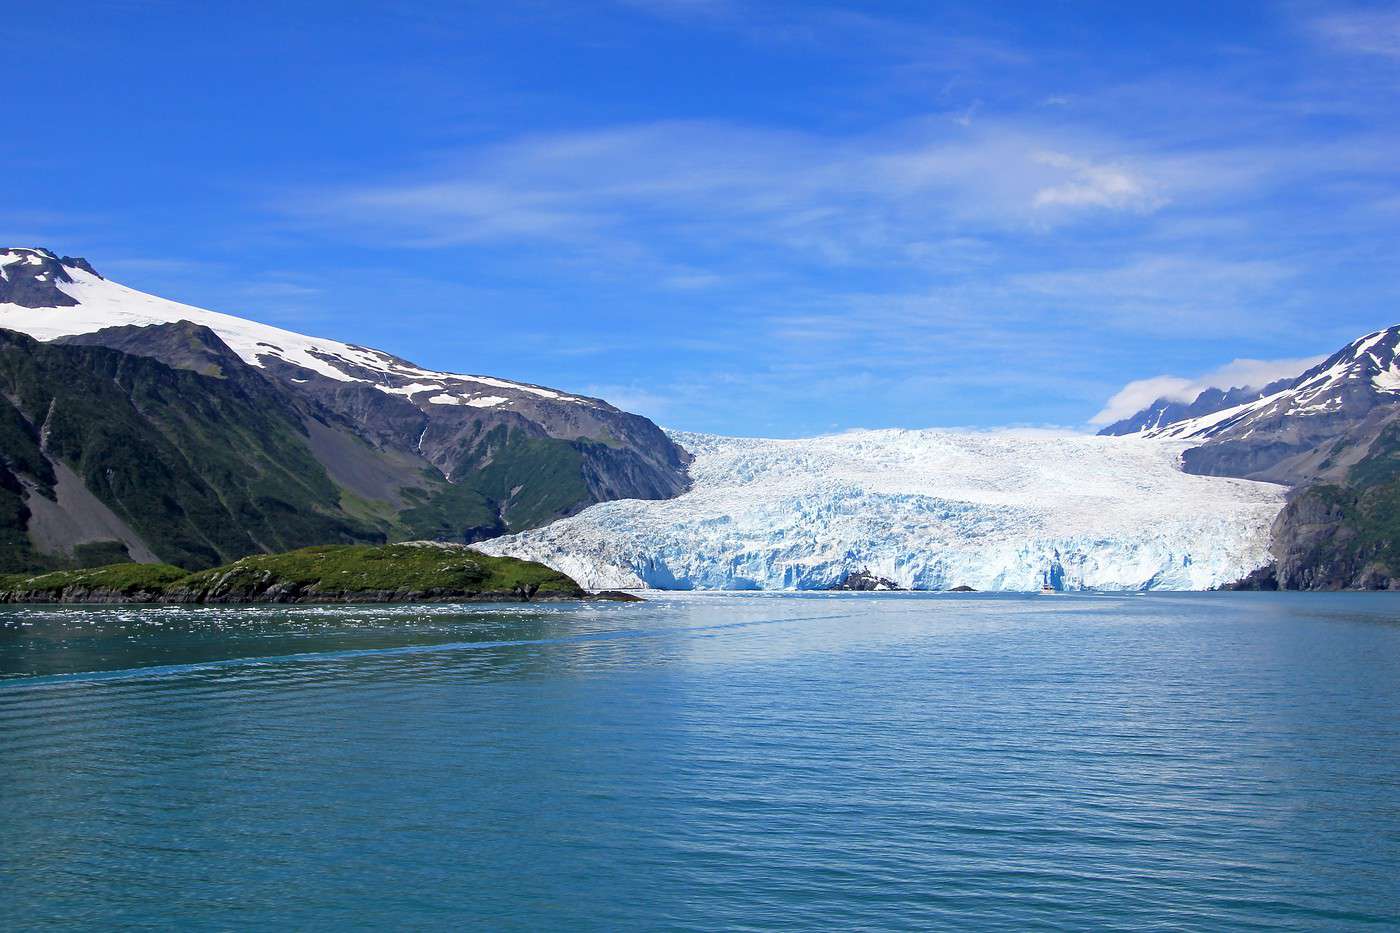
1090;354;1326;425
1031;151;1166;212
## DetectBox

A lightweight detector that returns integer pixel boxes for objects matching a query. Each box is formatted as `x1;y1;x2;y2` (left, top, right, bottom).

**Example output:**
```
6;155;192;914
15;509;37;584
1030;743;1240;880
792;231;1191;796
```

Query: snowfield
477;429;1287;592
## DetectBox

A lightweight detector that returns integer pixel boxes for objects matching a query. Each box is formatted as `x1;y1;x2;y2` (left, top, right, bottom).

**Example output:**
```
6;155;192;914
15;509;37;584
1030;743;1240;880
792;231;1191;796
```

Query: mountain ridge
1104;324;1400;590
1096;379;1294;437
0;248;690;572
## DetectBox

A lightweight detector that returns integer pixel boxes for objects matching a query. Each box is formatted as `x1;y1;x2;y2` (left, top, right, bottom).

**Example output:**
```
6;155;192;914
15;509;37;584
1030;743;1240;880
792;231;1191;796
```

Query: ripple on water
2;592;1399;930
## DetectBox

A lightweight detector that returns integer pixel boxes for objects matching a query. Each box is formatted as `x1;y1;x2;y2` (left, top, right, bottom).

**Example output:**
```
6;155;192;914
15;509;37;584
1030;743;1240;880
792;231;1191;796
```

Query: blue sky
5;1;1400;435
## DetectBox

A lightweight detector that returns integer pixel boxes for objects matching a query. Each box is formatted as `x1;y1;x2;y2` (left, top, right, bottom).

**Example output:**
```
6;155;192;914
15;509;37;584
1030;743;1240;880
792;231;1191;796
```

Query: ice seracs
477;428;1286;592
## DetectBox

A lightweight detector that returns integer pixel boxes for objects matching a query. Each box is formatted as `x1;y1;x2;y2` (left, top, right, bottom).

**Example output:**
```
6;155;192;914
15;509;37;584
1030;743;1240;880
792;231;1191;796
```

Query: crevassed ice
478;428;1287;592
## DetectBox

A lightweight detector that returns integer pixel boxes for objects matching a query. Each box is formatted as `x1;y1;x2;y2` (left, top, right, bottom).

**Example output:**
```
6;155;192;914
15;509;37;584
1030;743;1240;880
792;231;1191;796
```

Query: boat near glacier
477;428;1287;592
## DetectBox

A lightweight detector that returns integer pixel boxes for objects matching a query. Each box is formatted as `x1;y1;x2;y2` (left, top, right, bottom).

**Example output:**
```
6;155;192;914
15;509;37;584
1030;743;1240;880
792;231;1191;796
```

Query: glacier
476;429;1287;592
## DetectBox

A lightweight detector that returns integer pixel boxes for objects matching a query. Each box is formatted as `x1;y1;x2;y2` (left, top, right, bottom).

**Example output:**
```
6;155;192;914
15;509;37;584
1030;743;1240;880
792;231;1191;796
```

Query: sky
4;1;1400;436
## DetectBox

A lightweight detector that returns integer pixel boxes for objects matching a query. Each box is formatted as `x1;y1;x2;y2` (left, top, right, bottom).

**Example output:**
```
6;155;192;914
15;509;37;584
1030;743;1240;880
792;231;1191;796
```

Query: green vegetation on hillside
0;543;587;603
0;562;190;599
1259;421;1400;589
0;325;688;575
0;330;384;570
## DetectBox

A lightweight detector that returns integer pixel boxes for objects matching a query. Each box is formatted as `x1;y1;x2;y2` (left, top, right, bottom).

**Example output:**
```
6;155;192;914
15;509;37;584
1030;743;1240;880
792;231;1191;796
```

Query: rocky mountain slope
0;248;690;571
478;429;1284;591
1107;325;1400;589
0;328;385;571
1228;418;1400;590
1096;379;1293;437
1105;327;1400;486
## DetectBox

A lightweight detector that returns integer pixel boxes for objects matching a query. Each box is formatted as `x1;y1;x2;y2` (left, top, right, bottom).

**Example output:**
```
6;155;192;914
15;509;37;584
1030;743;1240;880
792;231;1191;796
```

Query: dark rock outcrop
59;321;245;379
831;569;904;591
0;248;96;308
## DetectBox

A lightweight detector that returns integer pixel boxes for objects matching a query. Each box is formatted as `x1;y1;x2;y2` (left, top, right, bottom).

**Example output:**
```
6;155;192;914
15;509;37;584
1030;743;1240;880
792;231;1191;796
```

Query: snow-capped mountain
0;248;689;566
1145;327;1400;440
1096;380;1294;437
1132;326;1400;483
477;429;1285;591
2;247;610;413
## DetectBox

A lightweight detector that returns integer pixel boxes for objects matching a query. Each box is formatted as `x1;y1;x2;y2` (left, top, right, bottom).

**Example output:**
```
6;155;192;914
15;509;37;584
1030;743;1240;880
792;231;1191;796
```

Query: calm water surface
2;592;1399;930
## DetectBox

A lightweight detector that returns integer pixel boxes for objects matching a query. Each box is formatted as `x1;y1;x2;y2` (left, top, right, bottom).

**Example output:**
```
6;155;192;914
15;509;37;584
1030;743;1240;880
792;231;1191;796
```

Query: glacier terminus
478;429;1286;592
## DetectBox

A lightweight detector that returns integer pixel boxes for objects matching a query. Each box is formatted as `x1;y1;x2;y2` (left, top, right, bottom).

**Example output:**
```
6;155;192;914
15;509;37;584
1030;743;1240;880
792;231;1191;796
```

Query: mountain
1228;417;1400;590
477;429;1284;591
1096;379;1293;436
1102;324;1400;590
0;248;690;571
0;327;383;570
1107;327;1400;486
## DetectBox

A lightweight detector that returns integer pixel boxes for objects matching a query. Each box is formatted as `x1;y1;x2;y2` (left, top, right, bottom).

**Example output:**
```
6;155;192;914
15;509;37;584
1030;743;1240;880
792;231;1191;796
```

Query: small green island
0;542;634;605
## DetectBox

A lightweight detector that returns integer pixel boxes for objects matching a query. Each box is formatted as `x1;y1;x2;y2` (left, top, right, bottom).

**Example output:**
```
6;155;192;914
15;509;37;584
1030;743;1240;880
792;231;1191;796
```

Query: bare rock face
1261;485;1400;591
265;356;692;513
58;320;244;379
830;569;905;591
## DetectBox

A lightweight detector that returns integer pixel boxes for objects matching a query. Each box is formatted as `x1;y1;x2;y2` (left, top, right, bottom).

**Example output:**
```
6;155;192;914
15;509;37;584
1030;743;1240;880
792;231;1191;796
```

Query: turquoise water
2;592;1399;930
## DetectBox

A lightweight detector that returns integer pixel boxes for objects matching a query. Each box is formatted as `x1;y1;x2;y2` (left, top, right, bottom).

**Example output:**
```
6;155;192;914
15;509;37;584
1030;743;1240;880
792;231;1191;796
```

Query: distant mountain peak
1;246;100;278
1096;381;1292;437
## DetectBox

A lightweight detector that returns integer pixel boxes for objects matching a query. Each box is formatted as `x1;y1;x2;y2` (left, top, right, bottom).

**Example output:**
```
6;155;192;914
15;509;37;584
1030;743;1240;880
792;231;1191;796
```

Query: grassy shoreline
0;542;632;604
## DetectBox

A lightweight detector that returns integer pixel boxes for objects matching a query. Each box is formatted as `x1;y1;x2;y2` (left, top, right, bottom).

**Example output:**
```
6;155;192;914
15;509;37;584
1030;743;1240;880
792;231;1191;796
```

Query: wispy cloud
1013;256;1300;336
290;119;1179;267
1311;7;1400;58
1030;151;1166;212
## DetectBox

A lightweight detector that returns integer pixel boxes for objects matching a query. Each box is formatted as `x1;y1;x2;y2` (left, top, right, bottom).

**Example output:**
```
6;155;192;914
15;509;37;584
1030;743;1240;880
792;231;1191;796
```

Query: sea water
2;592;1398;929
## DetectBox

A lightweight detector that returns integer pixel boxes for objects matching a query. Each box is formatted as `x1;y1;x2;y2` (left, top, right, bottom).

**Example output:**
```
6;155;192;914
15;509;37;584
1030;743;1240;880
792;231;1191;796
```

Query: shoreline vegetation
0;542;640;605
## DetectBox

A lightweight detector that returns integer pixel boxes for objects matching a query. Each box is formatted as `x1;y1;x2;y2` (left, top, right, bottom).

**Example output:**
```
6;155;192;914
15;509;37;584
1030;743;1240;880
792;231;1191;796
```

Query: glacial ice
476;428;1287;592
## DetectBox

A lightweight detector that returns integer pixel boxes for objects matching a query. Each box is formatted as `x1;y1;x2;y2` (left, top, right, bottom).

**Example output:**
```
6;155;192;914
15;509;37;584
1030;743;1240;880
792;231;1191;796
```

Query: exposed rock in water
947;584;977;592
593;590;645;602
1220;565;1279;590
831;569;904;591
